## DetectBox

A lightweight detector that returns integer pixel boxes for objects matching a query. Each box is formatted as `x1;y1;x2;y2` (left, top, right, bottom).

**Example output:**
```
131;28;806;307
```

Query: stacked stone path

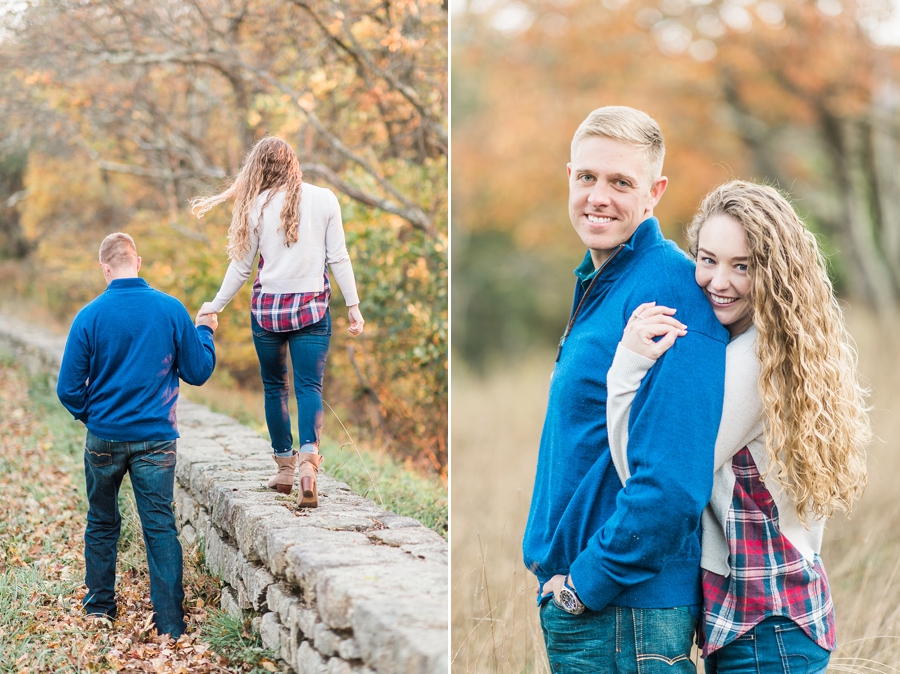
0;313;449;674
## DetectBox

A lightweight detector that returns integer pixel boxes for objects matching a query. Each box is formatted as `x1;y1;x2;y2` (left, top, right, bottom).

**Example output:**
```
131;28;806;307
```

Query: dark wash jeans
83;430;186;638
250;310;331;453
705;616;830;674
540;601;698;673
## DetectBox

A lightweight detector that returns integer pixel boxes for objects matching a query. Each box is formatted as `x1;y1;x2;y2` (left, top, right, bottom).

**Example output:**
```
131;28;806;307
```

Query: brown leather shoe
297;453;323;508
267;454;297;494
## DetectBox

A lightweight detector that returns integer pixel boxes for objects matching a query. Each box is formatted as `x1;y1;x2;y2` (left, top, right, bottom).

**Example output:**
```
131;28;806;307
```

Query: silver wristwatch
554;578;585;615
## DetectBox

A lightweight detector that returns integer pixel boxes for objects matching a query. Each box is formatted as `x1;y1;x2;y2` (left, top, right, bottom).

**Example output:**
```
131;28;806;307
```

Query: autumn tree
691;0;900;318
0;0;448;471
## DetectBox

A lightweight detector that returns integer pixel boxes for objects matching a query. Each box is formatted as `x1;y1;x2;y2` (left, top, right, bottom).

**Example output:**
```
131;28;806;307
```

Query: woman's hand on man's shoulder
622;302;686;361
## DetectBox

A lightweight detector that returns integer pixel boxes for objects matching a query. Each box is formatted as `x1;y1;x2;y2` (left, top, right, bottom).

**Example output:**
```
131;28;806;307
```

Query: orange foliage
453;0;894;251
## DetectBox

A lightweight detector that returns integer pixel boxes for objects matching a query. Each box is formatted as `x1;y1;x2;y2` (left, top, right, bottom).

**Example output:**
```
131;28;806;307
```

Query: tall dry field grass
450;307;900;673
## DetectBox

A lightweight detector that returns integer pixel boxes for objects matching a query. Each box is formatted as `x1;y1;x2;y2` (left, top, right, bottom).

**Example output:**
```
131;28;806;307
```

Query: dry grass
451;356;552;673
450;306;900;673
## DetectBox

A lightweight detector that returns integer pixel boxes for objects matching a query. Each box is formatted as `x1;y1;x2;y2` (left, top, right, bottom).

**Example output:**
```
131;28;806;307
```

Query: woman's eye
736;264;748;272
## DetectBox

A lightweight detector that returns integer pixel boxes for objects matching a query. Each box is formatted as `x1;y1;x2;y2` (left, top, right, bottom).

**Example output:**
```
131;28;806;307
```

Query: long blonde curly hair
687;180;870;523
191;137;303;260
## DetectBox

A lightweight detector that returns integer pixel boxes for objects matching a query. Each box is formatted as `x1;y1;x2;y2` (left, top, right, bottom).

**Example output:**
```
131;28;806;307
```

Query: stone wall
0;314;449;674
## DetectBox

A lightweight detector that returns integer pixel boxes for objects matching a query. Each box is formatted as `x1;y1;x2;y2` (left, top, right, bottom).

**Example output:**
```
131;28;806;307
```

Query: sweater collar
573;217;665;286
106;277;150;291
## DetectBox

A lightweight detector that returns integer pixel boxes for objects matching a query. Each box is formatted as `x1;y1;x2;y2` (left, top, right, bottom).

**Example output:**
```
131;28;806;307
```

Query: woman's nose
706;265;729;289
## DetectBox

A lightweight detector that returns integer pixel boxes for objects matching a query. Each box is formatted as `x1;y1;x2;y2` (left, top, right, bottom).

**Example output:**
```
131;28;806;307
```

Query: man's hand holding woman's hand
623;302;686;361
197;301;218;317
348;305;365;336
195;302;219;332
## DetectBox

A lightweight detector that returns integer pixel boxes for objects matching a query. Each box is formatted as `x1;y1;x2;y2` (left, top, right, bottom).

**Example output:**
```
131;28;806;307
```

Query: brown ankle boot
267;454;297;494
297;453;323;508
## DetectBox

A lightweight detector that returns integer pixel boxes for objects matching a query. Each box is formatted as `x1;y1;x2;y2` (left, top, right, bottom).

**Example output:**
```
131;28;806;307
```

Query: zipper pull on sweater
556;245;624;363
556;335;566;362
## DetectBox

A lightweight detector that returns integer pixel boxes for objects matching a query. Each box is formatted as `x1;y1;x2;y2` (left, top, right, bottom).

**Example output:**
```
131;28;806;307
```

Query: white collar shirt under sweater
209;183;359;313
606;325;825;577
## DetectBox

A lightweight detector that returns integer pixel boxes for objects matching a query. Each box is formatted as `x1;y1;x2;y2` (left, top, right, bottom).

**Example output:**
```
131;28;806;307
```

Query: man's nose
588;183;611;207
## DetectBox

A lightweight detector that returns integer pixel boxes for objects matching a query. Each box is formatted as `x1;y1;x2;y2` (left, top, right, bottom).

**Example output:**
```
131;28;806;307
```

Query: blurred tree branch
2;0;446;237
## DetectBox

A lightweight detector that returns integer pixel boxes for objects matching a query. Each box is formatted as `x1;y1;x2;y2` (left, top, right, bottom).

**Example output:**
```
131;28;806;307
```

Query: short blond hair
571;106;665;183
99;232;137;268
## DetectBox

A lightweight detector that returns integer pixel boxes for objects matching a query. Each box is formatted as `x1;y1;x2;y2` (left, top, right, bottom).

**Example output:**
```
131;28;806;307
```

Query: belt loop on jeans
616;607;622;653
633;608;642;665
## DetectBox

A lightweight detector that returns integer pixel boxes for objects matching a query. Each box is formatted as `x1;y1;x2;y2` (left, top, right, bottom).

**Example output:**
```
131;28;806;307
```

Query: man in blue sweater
57;232;218;639
522;107;729;671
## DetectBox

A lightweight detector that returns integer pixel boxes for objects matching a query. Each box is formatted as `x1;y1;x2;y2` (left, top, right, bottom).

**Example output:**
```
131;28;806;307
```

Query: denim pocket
140;441;177;468
634;607;697;671
85;446;113;467
250;311;274;339
84;432;113;467
302;311;331;336
774;620;830;672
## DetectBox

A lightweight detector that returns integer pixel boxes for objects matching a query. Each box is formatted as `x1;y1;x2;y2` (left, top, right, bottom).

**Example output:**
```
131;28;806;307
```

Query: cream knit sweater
209;183;359;312
606;325;825;577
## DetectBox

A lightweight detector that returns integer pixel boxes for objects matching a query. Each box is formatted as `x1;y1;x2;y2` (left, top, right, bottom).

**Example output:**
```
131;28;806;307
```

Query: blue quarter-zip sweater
522;217;729;612
57;277;216;441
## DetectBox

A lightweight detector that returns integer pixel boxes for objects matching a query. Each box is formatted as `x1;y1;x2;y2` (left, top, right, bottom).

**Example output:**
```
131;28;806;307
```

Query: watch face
558;587;582;613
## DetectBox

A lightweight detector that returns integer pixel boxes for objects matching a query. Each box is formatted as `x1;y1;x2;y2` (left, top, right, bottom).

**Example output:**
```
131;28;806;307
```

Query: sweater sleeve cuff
569;553;625;612
607;344;656;395
209;295;230;313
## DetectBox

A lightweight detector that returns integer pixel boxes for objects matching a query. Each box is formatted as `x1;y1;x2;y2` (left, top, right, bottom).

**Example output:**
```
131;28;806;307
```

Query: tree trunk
870;74;900;295
822;112;897;319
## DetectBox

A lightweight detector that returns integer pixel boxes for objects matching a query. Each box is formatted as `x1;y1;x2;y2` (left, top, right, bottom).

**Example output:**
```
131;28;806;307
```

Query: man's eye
580;174;595;182
615;180;630;188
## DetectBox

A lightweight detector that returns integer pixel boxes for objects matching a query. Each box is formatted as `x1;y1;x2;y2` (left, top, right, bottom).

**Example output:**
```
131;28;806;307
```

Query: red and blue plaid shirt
250;254;331;333
701;446;835;656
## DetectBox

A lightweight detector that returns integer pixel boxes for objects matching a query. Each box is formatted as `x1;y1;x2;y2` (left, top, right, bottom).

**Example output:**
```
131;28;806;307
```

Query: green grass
0;567;87;673
201;611;277;673
326;439;448;538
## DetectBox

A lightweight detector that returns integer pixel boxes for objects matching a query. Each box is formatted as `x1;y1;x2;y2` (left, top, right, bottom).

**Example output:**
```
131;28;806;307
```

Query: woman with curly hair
192;137;364;508
606;180;870;673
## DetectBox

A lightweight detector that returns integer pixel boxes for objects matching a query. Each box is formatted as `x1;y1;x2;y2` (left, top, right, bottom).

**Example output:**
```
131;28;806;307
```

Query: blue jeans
251;311;331;453
705;616;830;674
83;431;186;637
540;602;698;673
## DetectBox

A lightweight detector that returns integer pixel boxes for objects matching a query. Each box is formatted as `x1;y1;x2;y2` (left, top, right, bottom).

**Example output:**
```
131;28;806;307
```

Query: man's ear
135;256;142;274
647;176;668;212
566;163;572;180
